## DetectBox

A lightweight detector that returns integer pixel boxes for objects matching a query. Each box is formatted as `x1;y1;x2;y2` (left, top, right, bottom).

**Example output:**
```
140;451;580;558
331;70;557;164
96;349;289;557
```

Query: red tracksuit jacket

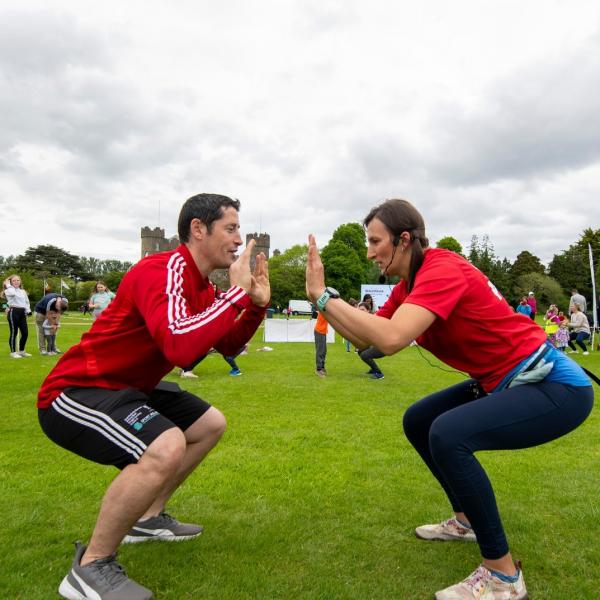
38;244;266;408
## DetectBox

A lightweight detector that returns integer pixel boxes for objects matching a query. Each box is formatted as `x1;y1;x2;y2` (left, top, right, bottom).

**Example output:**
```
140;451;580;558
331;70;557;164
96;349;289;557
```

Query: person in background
43;311;61;355
544;304;561;345
3;274;32;358
344;298;358;351
554;320;570;352
89;281;115;320
361;293;376;313
306;197;593;600
357;302;385;380
569;288;587;315
34;293;69;355
180;344;248;378
567;303;591;355
515;297;531;318
314;310;328;377
525;291;537;321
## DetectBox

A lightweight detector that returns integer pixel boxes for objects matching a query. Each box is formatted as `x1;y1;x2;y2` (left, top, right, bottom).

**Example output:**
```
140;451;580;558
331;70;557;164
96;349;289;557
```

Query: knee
205;407;227;439
187;407;227;444
428;417;464;463
403;402;428;441
142;428;187;476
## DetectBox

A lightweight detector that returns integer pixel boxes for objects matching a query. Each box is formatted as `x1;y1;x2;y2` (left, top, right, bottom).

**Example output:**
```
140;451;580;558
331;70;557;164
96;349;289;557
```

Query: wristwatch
316;287;340;312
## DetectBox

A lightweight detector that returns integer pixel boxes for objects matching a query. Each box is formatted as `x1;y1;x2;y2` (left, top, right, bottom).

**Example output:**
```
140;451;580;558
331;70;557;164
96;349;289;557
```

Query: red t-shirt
376;248;546;392
38;244;266;408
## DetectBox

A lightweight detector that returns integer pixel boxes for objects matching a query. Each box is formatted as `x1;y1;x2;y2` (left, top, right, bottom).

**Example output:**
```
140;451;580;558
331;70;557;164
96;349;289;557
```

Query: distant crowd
2;276;115;358
516;288;596;355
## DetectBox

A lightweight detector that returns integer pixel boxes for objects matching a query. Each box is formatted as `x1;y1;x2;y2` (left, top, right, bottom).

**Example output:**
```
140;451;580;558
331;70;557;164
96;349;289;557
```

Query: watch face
326;287;340;298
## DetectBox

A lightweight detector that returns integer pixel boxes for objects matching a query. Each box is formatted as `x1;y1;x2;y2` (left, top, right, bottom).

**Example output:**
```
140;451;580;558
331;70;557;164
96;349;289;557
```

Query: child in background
544;304;561;345
42;312;60;355
555;320;570;352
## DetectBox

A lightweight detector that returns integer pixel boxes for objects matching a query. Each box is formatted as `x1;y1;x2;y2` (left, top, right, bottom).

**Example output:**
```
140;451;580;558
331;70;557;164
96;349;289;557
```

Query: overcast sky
1;0;599;266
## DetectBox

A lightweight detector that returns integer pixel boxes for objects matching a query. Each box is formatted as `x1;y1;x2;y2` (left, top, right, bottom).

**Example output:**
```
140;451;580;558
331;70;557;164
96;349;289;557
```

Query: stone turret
140;227;179;258
246;232;270;269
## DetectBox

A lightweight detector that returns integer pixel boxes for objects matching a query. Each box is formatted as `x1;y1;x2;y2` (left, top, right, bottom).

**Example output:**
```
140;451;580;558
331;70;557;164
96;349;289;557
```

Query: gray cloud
428;33;600;185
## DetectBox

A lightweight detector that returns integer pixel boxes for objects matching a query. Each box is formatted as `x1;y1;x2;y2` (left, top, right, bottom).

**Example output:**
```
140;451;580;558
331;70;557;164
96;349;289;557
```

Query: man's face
201;206;243;270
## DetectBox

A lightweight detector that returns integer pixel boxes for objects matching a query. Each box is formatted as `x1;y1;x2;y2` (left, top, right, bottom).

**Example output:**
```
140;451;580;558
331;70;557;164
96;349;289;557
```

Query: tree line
0;245;132;309
2;227;599;314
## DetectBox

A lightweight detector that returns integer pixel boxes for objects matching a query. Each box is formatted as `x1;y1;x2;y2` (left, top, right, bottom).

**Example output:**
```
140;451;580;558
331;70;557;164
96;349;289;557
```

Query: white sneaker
10;352;22;359
415;517;476;542
180;370;198;379
582;351;589;356
18;351;32;357
435;562;527;599
40;350;48;355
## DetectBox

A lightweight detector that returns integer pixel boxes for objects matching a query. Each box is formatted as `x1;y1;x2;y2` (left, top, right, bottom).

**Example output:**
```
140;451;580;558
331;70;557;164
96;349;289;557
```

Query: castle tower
246;232;270;269
140;227;179;258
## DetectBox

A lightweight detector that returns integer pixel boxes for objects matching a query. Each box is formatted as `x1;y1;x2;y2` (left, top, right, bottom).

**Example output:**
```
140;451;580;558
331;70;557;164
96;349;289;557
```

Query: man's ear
190;218;207;241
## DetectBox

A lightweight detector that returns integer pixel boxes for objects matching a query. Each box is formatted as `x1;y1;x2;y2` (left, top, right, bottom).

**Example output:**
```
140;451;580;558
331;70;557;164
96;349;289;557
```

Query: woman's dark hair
363;199;429;293
178;193;241;242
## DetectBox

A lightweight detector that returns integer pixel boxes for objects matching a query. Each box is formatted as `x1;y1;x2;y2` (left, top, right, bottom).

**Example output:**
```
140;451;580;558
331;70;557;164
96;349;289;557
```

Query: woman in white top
3;274;32;358
567;303;591;355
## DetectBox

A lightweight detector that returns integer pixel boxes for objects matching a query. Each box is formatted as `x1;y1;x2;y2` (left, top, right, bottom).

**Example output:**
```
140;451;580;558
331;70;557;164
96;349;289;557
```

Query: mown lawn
0;314;598;598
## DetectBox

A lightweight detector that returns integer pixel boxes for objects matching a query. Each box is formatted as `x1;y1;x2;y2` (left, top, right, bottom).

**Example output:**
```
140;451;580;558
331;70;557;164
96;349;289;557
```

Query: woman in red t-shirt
306;198;593;600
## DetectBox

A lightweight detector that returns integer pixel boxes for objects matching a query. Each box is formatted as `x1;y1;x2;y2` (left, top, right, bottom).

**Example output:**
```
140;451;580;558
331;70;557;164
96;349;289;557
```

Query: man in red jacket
39;193;270;600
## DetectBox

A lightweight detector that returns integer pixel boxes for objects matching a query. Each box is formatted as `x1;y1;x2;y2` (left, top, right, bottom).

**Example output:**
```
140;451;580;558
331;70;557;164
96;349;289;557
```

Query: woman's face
96;283;106;293
366;217;408;278
10;276;21;287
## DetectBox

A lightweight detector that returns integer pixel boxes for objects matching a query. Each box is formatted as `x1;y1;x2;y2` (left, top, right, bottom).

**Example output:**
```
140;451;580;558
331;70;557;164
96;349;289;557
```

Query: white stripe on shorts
53;393;148;461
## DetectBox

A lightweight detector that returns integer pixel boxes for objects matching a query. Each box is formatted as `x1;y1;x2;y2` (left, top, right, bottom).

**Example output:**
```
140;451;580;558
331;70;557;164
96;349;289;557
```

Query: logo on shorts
124;406;159;432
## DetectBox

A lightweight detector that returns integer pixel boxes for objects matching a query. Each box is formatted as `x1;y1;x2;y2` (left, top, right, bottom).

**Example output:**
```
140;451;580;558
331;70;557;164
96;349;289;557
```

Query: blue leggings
403;380;593;559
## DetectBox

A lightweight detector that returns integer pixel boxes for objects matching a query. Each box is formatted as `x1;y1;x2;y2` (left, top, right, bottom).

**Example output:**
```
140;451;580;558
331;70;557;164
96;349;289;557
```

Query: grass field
1;314;599;599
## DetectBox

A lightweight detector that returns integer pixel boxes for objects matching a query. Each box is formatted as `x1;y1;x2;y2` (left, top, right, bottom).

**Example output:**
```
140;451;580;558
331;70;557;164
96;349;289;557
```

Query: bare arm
305;234;436;354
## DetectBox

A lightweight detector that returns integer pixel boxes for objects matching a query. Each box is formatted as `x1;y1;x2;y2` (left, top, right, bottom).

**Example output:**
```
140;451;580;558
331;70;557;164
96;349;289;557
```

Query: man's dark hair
178;193;240;242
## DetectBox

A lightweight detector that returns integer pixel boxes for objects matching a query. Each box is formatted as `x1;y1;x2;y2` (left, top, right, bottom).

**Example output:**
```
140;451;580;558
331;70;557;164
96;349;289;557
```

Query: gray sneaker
122;512;203;544
58;541;153;599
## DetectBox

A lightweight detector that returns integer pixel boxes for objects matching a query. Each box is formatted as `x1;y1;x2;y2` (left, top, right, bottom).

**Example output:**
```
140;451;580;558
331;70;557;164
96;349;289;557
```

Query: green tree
13;245;86;279
103;271;127;292
436;236;463;255
468;235;496;278
321;223;369;300
513;273;569;312
268;244;308;310
510;251;545;279
0;255;16;271
548;227;600;301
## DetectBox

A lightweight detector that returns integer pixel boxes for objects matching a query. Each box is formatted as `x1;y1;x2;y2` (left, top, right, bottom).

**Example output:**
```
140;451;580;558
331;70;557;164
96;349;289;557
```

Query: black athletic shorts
38;381;212;469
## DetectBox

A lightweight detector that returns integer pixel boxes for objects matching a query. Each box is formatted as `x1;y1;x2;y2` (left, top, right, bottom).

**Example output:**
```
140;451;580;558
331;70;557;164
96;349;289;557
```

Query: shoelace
447;518;470;535
157;511;178;526
462;566;489;593
90;554;129;588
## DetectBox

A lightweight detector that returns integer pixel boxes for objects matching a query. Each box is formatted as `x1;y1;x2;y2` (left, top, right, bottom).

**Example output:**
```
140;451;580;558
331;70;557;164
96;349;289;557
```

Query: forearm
319;303;371;349
322;299;429;355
